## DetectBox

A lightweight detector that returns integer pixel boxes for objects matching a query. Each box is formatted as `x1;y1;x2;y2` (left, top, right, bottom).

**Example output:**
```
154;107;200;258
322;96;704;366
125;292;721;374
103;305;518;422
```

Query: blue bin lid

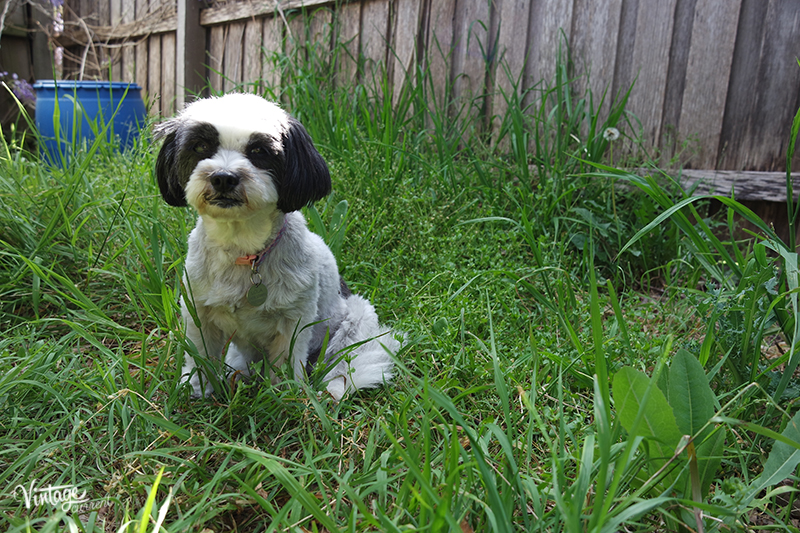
32;80;143;90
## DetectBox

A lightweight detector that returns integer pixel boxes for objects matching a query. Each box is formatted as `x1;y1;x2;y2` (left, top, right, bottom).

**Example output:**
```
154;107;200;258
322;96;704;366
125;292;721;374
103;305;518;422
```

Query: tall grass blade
589;253;610;420
785;86;800;245
426;386;513;533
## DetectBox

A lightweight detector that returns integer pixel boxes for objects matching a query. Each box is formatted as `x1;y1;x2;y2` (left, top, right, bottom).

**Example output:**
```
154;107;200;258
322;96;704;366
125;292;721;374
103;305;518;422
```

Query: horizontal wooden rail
201;0;334;26
59;5;176;43
59;0;339;43
680;170;800;203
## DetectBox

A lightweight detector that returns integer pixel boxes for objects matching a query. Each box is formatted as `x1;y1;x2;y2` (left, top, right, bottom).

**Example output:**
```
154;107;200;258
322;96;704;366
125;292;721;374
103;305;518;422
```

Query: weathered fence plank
176;0;204;107
360;0;390;83
208;24;225;94
717;0;766;171
161;31;176;115
626;0;678;150
658;0;697;166
451;0;490;127
243;19;264;92
147;35;161;111
223;21;245;92
677;0;741;170
718;0;800;172
286;10;305;65
490;0;531;140
120;0;135;83
570;0;622;126
309;5;333;56
261;15;283;93
135;37;148;99
335;1;361;89
110;0;122;80
135;0;151;101
391;0;423;105
30;3;52;80
526;0;573;91
426;0;456;112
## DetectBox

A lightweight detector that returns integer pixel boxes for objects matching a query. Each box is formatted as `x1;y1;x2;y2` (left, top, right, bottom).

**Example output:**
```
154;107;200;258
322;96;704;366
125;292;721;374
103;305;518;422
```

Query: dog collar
235;218;288;267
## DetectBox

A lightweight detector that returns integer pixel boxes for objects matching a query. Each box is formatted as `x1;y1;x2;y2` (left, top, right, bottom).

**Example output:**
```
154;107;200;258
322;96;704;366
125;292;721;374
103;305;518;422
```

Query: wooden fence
38;0;800;175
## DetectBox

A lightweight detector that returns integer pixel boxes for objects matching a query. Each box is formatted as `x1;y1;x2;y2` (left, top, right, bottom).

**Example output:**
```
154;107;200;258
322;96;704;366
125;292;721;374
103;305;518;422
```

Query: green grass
2;15;800;532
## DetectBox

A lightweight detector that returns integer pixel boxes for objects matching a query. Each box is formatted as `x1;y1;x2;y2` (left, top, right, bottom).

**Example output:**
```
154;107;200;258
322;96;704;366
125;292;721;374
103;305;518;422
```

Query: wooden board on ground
678;170;800;203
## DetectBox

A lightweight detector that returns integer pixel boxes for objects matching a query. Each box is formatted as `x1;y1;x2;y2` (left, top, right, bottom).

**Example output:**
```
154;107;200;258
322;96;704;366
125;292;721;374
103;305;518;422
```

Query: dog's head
154;94;331;216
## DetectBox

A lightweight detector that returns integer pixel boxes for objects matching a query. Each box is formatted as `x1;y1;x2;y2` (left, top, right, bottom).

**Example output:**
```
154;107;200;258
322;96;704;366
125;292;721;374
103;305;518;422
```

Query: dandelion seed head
603;127;620;142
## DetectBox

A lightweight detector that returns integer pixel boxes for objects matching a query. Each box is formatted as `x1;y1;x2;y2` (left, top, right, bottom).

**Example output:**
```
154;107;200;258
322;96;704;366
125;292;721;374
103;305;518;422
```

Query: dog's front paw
188;388;206;400
325;376;346;402
181;371;214;399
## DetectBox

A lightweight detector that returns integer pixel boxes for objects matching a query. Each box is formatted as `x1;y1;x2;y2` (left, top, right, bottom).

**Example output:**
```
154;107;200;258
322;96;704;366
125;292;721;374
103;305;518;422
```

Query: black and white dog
155;93;400;400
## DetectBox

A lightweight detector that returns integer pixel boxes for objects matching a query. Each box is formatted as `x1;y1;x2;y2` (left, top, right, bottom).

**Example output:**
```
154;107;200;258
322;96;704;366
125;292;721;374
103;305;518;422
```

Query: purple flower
13;79;35;104
0;72;37;105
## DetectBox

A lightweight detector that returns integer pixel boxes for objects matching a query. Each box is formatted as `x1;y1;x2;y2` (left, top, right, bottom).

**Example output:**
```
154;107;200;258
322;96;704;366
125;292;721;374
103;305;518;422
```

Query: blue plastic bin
32;80;147;163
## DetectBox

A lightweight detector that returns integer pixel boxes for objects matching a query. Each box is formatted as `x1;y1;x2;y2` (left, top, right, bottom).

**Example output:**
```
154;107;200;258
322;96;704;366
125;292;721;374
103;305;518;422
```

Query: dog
154;93;401;400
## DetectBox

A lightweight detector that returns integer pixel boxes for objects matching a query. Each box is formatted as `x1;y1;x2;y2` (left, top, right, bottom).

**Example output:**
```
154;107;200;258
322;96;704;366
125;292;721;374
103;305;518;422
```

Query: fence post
30;4;54;79
176;0;206;110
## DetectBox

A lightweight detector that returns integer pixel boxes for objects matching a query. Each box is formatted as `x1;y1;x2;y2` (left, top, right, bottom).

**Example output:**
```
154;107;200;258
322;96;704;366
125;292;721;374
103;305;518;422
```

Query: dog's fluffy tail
321;295;403;400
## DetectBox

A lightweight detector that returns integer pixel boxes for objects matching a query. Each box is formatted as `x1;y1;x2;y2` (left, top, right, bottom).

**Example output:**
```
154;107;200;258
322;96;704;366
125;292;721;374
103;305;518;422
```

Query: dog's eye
249;146;263;155
193;141;210;154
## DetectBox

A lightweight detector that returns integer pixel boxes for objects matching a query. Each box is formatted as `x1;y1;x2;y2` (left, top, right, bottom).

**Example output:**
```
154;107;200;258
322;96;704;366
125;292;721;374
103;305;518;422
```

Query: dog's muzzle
210;171;240;193
208;171;244;207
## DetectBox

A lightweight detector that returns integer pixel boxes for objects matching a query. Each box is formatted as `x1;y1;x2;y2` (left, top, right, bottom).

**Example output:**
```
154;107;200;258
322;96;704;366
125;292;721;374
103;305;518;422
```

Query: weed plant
2;10;800;532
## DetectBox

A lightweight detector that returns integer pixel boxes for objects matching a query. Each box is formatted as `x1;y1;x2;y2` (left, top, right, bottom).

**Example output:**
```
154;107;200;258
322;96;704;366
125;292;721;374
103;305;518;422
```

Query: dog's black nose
210;171;240;193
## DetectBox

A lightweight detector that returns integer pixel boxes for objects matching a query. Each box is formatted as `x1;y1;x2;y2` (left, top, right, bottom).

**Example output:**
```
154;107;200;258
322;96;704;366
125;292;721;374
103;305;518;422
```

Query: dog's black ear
155;125;188;207
277;117;331;213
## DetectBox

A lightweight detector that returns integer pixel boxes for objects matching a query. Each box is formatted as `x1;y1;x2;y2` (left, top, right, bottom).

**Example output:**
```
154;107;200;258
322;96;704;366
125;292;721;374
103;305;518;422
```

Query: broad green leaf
331;199;349;228
614;366;685;492
667;350;725;499
613;367;682;449
747;409;800;503
668;349;716;437
696;429;725;498
656;365;670;405
771;245;800;401
305;203;327;239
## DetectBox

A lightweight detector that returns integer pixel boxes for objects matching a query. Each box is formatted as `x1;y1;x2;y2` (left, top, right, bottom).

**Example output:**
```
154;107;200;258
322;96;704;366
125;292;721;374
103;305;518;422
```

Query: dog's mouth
207;195;245;208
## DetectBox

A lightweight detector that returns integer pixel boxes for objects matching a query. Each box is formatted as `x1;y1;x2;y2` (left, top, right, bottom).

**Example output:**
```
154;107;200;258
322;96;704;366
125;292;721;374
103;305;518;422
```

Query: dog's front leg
267;328;312;385
181;301;224;398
